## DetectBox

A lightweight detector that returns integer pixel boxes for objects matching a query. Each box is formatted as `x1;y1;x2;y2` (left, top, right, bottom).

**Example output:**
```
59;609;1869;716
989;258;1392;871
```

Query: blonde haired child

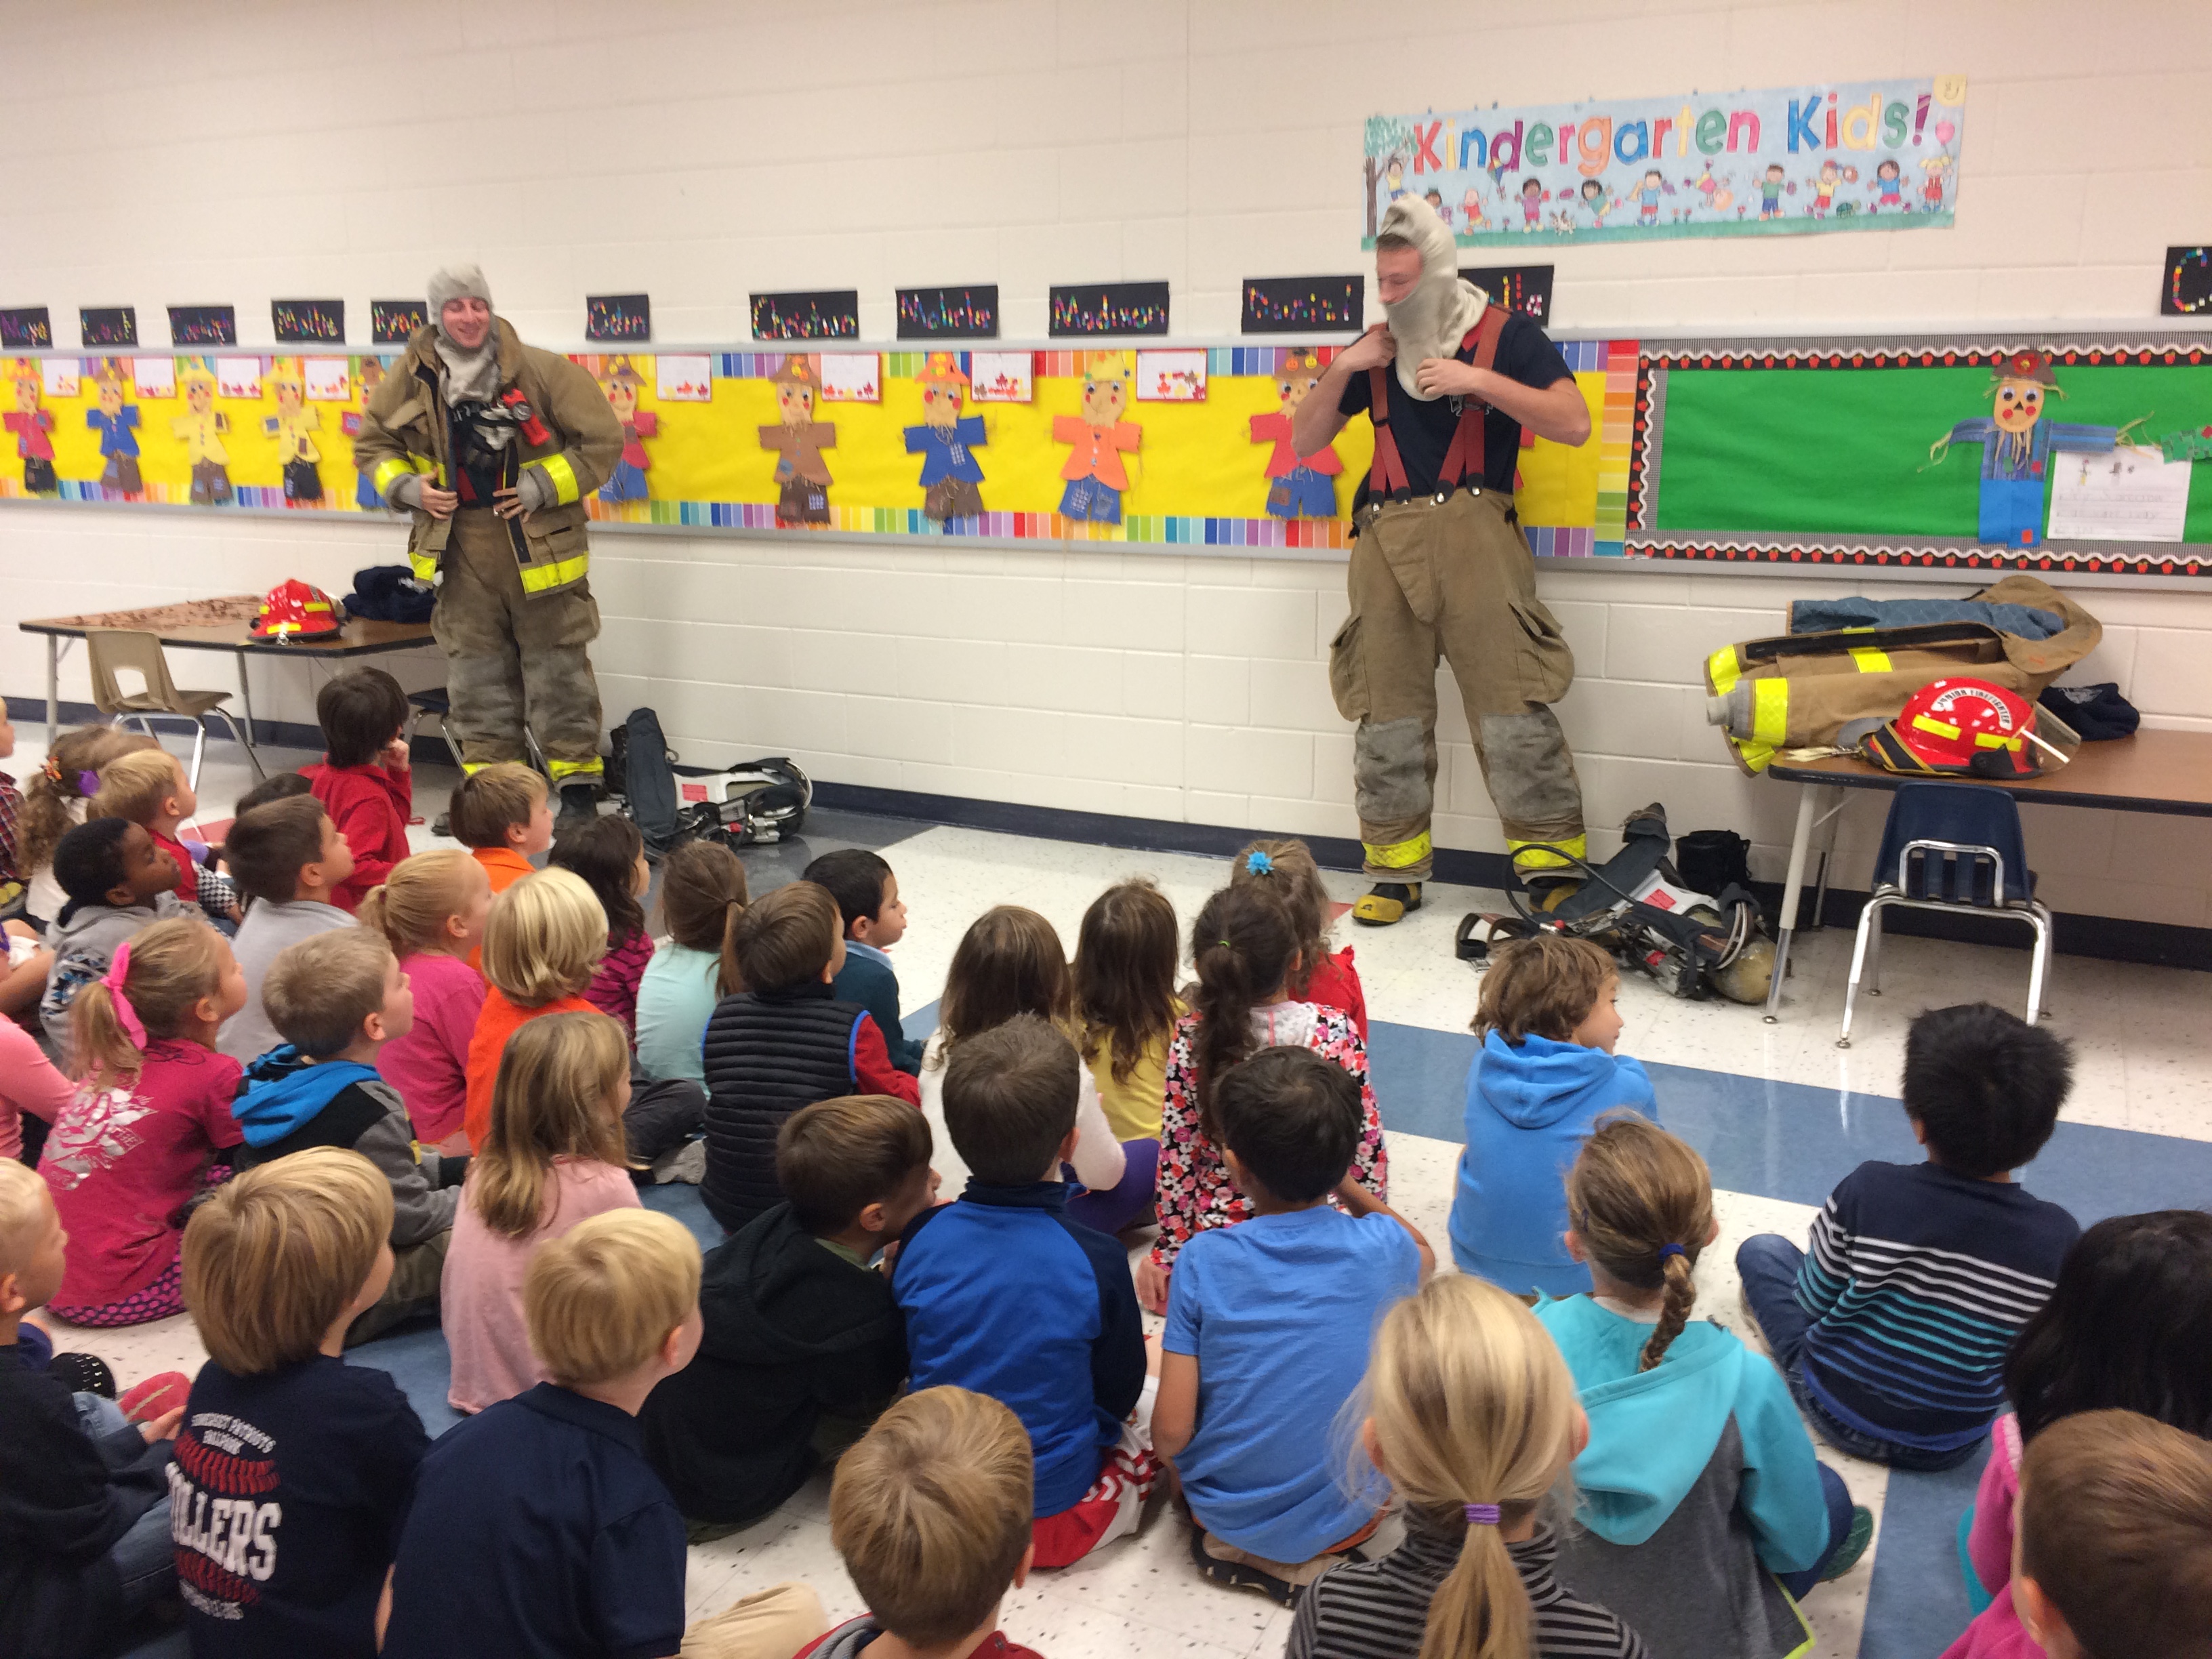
89;747;237;921
1289;1274;1646;1659
1448;934;1658;1296
462;866;605;1150
1231;838;1367;1037
38;916;247;1325
1535;1118;1870;1657
361;849;491;1149
443;1010;639;1412
19;724;157;924
920;905;1129;1225
172;1147;431;1646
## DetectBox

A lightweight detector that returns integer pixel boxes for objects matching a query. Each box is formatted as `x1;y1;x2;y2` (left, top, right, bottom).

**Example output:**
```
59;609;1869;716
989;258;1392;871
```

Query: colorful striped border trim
1631;539;2212;577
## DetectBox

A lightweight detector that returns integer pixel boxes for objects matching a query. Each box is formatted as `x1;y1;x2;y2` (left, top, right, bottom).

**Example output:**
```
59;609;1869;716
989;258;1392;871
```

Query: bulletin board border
1626;330;2212;577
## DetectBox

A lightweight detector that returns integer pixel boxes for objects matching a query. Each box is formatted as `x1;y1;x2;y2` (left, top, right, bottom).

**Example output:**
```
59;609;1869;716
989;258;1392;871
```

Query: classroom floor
24;726;2208;1659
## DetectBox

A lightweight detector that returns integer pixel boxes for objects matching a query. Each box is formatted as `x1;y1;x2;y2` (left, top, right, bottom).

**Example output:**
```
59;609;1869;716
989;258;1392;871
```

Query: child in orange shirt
463;867;604;1150
447;762;553;899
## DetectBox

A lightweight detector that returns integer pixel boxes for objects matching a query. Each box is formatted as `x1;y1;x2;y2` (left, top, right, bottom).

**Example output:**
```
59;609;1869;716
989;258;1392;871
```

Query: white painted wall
5;0;2211;926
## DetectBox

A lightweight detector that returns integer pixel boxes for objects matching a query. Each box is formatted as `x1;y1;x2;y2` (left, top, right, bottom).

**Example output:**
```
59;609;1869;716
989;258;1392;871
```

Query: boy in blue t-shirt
1153;1046;1431;1601
169;1148;429;1659
1738;1002;2081;1471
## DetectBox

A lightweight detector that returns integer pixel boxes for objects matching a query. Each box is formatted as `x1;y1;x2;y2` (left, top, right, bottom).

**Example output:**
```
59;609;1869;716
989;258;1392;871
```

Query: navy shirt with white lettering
170;1355;429;1658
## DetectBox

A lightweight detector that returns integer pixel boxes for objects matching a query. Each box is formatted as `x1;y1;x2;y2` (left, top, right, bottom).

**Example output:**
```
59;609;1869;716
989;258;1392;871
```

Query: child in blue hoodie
1536;1119;1872;1659
1447;935;1658;1294
232;929;464;1345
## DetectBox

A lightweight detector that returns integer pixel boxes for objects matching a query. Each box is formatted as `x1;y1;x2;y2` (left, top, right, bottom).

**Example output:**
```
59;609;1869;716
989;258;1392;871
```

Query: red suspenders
1366;304;1512;500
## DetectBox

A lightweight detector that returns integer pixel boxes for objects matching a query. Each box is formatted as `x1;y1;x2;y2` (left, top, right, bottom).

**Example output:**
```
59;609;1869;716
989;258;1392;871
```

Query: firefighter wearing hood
1292;194;1595;924
352;265;623;823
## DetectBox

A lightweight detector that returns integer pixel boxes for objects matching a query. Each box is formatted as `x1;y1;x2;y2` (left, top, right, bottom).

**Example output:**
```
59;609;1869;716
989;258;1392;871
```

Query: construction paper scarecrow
171;365;232;505
5;365;57;493
1933;350;2123;548
1052;352;1141;525
760;355;835;527
597;356;656;502
264;363;323;504
1249;350;1343;518
85;363;142;493
343;357;386;509
904;352;986;524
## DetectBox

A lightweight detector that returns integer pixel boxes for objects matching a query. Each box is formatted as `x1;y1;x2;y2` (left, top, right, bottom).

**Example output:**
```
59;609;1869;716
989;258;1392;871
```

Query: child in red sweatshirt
300;668;413;914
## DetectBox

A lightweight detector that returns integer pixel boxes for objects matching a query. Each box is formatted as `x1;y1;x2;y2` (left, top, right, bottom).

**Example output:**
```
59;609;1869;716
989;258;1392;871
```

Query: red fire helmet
1856;677;2048;779
249;579;341;641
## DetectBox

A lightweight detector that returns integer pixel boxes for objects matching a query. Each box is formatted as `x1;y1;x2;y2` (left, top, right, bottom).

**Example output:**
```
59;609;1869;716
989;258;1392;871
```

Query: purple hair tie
1658;1242;1687;1260
1463;1504;1501;1526
77;769;100;798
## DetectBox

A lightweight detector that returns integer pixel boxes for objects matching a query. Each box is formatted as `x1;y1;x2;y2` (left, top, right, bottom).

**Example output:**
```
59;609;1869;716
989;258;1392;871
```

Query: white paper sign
215;357;262;400
39;357;79;397
656;353;714;402
302;357;352;401
968;350;1033;403
131;356;177;398
817;352;881;403
1135;348;1208;401
2046;445;2194;544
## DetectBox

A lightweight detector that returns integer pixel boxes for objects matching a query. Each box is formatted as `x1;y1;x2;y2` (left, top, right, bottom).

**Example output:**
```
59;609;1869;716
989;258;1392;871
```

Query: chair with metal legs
86;629;264;789
1837;781;2053;1048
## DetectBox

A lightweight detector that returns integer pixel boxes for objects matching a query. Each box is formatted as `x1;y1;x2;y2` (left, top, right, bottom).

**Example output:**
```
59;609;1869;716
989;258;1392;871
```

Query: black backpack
613;708;684;859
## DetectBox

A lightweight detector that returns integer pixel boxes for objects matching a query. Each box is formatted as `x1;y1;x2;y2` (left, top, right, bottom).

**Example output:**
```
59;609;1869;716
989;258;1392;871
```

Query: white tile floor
18;721;2209;1659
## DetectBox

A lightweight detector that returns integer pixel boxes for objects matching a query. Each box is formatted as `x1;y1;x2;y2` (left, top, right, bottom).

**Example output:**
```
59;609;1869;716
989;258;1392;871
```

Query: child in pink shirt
549;814;653;1036
0;1011;73;1162
361;849;491;1153
39;916;249;1325
441;1008;640;1412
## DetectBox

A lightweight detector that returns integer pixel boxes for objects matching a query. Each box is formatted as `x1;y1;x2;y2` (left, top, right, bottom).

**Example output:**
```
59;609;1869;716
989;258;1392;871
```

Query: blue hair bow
1245;850;1275;876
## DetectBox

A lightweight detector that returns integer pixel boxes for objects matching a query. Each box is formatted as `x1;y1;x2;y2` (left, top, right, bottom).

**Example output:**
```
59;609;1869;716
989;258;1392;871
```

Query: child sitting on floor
89;748;239;924
808;1387;1047;1659
699;882;918;1234
39;817;192;1052
1940;1210;2212;1659
361;849;491;1151
895;1015;1155;1570
1155;1047;1429;1601
300;667;414;914
19;724;157;926
218;795;356;1065
462;867;605;1149
1143;883;1387;1313
1231;838;1366;1037
1289;1273;1650;1659
1073;878;1181;1214
232;928;462;1345
807;846;923;1075
445;761;552;905
641;1094;935;1531
0;1160;182;1659
444;1010;640;1413
171;1148;430;1655
1737;1002;2079;1471
634;839;746;1086
921;905;1132;1231
381;1210;703;1659
1536;1117;1871;1659
1446;934;1658;1296
550;813;653;1035
2011;1410;2212;1659
39;916;245;1326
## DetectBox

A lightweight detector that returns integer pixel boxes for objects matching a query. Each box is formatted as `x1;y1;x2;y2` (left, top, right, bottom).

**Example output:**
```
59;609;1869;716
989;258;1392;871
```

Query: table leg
1764;780;1822;1023
237;652;258;747
45;636;58;733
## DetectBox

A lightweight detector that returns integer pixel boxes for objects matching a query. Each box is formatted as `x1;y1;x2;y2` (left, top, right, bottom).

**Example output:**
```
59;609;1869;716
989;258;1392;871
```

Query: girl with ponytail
1140;882;1387;1313
360;848;491;1151
1534;1118;1872;1656
37;916;248;1326
1290;1273;1647;1659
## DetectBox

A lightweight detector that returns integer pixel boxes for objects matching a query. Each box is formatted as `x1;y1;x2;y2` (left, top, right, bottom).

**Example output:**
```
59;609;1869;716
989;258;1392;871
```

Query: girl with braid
1534;1119;1872;1659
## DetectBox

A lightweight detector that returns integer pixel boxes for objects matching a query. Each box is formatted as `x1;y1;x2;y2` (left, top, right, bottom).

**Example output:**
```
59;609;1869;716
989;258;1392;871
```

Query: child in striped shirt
1738;1002;2080;1471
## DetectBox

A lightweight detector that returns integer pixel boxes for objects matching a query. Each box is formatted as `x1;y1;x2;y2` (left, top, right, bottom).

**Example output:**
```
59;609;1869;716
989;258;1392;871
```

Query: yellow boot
1352;881;1422;926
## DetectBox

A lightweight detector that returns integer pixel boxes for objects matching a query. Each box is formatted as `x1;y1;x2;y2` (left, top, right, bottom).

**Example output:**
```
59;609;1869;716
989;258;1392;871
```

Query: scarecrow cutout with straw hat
904;352;987;524
597;356;657;502
1930;348;2142;548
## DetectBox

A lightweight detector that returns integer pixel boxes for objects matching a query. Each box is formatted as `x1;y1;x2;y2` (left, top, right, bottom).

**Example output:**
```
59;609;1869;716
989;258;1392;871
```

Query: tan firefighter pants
1330;488;1585;883
430;509;605;780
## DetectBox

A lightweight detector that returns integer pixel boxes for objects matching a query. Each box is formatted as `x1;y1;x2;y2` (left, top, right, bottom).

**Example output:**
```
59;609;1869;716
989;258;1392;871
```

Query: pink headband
102;941;148;1050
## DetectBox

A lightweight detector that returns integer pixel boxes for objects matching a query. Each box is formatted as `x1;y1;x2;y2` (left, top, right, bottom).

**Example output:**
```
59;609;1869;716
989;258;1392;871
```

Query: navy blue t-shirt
170;1355;429;1658
381;1383;687;1659
1336;310;1573;503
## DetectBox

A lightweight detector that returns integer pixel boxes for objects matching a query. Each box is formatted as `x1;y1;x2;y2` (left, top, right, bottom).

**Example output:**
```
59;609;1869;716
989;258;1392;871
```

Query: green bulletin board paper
1653;363;2212;543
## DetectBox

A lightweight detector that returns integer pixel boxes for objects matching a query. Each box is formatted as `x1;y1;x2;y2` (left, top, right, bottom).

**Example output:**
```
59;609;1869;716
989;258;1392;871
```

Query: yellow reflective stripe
1973;732;2022;750
459;761;491;775
1753;678;1789;747
1508;835;1587;871
537;453;581;506
1912;714;1962;741
1847;646;1892;672
546;756;605;783
518;551;590;593
1364;832;1432;871
1707;646;1741;693
407;550;439;580
369;455;415;497
1735;739;1777;773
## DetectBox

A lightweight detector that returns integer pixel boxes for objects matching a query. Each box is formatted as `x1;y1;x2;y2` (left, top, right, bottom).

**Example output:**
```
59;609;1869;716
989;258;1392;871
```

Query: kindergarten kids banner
1364;75;1967;247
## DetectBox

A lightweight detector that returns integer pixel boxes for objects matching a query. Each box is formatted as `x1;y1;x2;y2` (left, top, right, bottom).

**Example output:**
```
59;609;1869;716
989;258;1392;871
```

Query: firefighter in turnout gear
352;265;623;823
1292;194;1594;925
